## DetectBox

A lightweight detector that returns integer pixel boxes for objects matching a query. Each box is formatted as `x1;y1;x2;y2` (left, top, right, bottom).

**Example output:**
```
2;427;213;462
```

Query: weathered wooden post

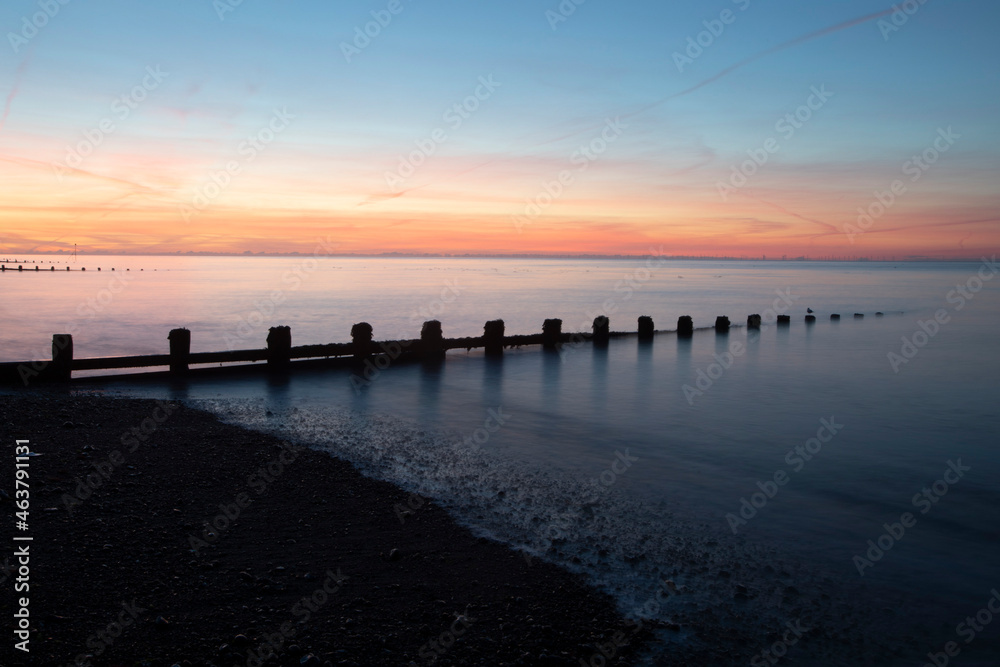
805;315;816;323
421;320;445;359
267;326;292;368
638;316;654;341
168;328;191;375
777;315;790;325
830;313;840;320
50;334;73;381
351;322;373;359
18;265;22;271
854;313;864;319
592;316;610;346
715;316;730;333
747;314;761;329
542;319;562;350
484;320;505;356
677;315;693;338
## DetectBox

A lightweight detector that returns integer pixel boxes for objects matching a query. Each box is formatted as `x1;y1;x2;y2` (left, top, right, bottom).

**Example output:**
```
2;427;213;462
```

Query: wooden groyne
0;312;845;384
1;263;133;272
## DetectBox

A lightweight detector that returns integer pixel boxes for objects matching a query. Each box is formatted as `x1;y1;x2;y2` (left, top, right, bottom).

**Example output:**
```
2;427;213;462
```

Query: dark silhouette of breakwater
0;312;875;384
1;263;139;272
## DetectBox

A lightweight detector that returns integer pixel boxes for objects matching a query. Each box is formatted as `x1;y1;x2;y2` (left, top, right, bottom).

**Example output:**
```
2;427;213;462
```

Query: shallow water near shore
6;256;1000;663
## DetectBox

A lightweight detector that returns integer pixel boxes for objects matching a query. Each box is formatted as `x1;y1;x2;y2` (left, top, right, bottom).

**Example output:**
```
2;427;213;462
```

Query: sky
0;0;997;259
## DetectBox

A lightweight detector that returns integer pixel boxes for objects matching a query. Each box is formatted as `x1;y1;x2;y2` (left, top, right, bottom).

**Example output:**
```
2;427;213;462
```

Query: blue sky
1;0;997;257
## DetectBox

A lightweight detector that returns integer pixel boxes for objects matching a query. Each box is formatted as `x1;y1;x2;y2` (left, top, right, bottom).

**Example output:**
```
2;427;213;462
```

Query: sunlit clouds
0;0;997;258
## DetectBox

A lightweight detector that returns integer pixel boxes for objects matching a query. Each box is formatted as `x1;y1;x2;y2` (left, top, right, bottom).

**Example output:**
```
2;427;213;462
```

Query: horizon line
1;252;993;263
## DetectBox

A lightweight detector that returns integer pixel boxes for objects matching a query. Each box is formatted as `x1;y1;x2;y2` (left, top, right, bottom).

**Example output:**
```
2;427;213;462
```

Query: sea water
3;255;998;664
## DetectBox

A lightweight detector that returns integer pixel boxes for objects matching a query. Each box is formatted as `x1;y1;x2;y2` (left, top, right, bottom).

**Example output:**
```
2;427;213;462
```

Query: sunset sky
0;0;997;258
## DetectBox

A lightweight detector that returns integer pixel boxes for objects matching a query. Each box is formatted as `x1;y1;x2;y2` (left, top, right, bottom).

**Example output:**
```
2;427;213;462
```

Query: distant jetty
0;312;878;385
1;263;134;272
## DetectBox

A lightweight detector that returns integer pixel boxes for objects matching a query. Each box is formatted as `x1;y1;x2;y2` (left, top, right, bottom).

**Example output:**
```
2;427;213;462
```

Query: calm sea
4;255;999;664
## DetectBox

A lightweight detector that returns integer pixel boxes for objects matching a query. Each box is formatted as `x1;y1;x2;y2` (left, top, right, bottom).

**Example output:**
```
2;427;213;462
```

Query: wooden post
592;316;610;346
168;328;191;375
421;320;444;359
715;316;730;333
638;316;654;341
542;319;562;350
50;334;73;381
805;315;816;323
677;316;693;338
854;313;864;319
777;315;791;325
830;314;840;320
267;326;292;368
351;322;373;359
484;320;505;356
747;314;761;329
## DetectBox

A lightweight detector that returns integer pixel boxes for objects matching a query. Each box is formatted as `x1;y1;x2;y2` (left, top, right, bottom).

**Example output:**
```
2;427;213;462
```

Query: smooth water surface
4;256;999;663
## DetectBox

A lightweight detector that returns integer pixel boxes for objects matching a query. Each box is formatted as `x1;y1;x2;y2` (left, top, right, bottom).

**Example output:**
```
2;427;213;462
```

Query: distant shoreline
1;253;990;263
